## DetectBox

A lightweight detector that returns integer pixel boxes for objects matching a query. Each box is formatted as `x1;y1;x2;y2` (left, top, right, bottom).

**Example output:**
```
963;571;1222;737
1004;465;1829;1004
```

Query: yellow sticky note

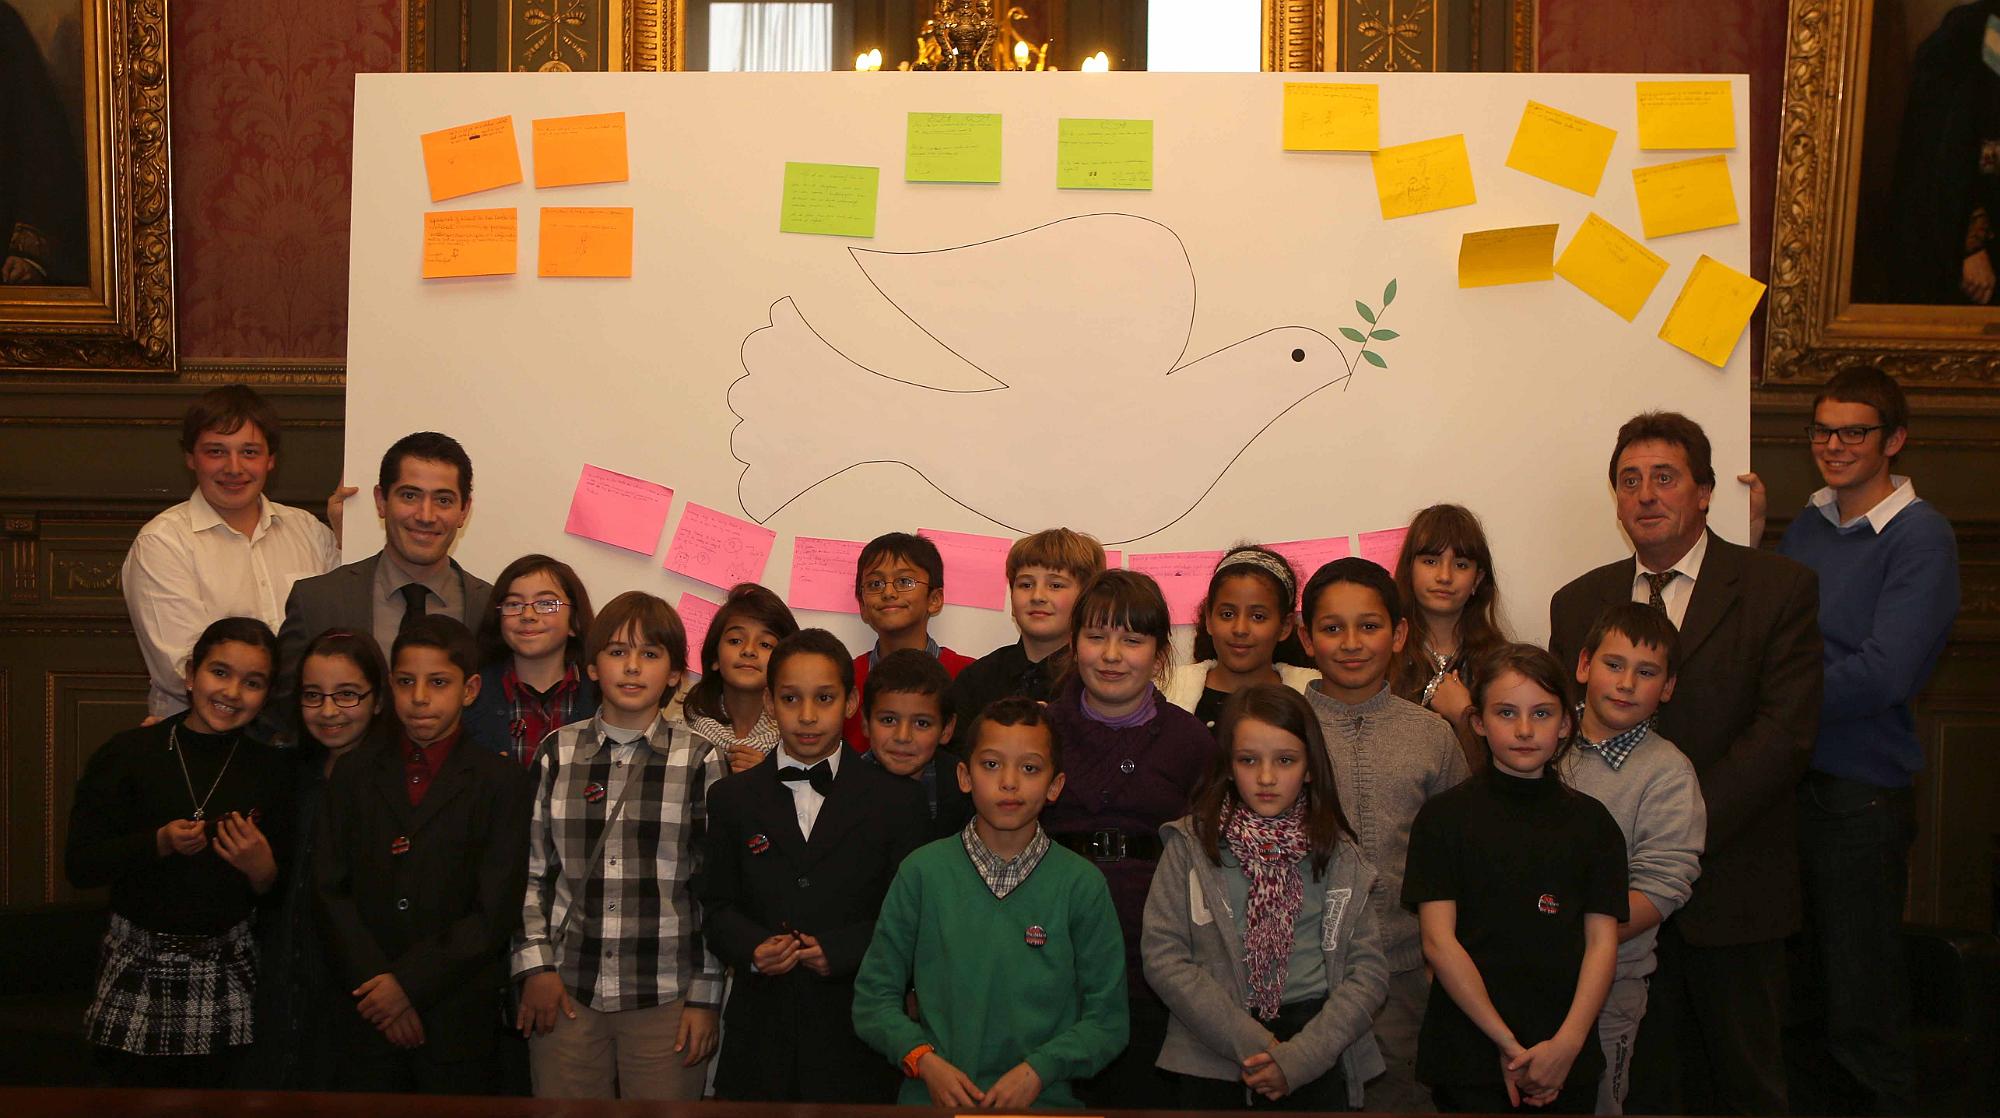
537;206;633;278
1636;81;1736;150
419;116;522;202
1505;101;1617;196
1458;225;1559;288
1555;213;1670;321
1371;135;1477;219
1632;155;1738;238
421;208;517;278
532;112;629;188
1283;82;1379;152
1658;255;1767;367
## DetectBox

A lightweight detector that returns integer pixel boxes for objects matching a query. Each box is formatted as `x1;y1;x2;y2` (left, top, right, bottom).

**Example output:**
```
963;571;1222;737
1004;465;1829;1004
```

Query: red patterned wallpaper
1538;0;1789;373
169;1;401;360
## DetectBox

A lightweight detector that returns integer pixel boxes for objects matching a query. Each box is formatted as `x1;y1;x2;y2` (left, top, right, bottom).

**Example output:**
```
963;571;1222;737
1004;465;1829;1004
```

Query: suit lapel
409;738;475;837
802;755;866;865
340;556;382;633
749;753;808;857
1676;530;1741;663
369;740;415;832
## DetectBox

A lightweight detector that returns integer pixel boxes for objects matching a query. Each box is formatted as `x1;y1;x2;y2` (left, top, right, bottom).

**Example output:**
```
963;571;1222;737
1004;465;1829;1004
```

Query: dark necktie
778;761;834;796
398;583;430;634
1643;570;1680;614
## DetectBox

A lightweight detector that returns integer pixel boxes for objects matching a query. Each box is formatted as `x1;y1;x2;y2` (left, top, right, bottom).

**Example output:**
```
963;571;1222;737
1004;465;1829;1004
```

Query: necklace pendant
192;808;205;821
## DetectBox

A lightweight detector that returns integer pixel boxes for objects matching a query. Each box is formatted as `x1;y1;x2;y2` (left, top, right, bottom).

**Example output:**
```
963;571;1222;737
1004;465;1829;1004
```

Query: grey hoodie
1142;815;1390;1106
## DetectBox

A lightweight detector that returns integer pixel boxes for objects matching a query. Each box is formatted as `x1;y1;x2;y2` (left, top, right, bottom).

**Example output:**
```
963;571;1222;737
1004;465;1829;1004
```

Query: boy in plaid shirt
511;591;726;1099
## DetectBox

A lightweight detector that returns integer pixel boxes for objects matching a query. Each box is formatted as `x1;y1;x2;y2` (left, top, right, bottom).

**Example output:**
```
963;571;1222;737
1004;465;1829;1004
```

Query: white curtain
709;3;834;72
1148;0;1260;72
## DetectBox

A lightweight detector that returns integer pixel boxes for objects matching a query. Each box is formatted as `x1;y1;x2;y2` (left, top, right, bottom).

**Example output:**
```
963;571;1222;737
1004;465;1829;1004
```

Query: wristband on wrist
902;1043;935;1078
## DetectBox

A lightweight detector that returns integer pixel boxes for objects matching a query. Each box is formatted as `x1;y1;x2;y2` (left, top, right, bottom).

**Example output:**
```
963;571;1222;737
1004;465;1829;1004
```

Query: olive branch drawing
1339;278;1400;379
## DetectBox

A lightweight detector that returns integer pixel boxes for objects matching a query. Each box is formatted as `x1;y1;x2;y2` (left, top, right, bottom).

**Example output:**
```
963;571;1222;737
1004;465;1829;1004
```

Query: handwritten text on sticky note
421;208;517;279
538;206;633;278
1632;155;1739;238
1635;81;1736;150
1356;526;1411;571
1371;135;1477;219
1555;214;1669;322
1267;538;1353;609
663;502;776;591
1126;550;1226;626
1505;101;1616;196
1658;255;1767;368
532;112;629;188
563;464;673;555
1057;118;1153;191
789;537;867;614
906;112;1002;183
1459;224;1560;288
1282;82;1379;152
780;162;878;237
918;528;1012;611
678;593;722;675
420;115;522;202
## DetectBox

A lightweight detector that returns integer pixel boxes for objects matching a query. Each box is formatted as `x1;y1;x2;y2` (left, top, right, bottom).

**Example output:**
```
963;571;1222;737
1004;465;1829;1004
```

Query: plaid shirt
512;712;727;1011
501;664;585;768
959;818;1051;899
1572;704;1654;772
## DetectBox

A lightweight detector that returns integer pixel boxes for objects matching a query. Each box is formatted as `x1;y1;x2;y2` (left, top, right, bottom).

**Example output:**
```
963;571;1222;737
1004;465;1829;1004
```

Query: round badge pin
1537;893;1559;915
390;835;411;856
584;781;606;803
1025;925;1047;948
748;833;771;855
1119;758;1136;774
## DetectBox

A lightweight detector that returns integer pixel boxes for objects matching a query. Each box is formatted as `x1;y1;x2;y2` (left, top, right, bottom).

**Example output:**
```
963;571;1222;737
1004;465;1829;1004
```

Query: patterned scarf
1222;799;1312;1020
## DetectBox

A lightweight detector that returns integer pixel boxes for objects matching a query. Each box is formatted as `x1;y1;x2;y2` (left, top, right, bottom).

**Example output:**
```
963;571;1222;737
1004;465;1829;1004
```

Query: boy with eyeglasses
1773;366;1958;1114
843;533;975;753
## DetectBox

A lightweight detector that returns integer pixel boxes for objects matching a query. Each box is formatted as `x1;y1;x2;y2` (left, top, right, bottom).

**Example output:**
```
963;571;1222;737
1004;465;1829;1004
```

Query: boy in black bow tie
699;628;928;1102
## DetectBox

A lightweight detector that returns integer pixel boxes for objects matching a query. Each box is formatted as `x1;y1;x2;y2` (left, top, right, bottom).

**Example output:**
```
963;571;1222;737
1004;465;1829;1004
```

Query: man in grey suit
1550;412;1821;1117
275;431;493;728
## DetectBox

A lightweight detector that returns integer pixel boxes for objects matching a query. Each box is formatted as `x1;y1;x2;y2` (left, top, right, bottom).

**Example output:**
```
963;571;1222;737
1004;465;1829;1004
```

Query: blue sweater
1779;496;1958;786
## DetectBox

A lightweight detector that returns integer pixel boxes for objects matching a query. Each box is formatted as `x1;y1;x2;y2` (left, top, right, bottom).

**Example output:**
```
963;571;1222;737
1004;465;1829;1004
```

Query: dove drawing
729;213;1364;544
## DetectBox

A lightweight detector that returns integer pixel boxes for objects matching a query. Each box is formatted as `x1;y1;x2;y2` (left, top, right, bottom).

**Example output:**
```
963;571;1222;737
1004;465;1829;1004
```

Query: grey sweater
1142;817;1389;1106
1558;727;1706;980
1305;682;1468;972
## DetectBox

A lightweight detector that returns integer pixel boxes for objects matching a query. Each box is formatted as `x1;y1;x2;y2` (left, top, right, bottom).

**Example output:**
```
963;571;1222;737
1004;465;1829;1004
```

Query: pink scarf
1222;800;1312;1021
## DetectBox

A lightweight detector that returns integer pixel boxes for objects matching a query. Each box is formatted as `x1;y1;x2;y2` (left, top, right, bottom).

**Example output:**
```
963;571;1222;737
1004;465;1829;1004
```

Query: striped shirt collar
960;818;1049;899
1571;704;1651;771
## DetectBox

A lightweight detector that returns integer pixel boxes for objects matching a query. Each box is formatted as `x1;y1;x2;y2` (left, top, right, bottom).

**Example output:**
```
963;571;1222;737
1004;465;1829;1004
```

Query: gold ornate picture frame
0;0;174;373
1768;0;2000;386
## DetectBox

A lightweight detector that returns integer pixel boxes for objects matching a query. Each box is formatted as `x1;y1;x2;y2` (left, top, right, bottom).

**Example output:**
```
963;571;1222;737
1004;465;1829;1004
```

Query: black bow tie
778;760;834;796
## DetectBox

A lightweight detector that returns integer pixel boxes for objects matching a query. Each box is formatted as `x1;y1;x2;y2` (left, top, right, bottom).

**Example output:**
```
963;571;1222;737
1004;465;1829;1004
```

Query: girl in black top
1401;644;1626;1114
65;617;292;1087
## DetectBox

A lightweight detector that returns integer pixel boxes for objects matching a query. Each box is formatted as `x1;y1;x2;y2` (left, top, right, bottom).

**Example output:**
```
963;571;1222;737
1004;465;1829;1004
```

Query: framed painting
1768;0;2000;385
0;0;173;373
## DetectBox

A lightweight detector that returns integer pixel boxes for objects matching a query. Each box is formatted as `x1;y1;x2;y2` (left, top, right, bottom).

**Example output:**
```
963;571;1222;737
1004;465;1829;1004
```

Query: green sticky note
779;162;879;237
1057;118;1152;191
906;112;1002;183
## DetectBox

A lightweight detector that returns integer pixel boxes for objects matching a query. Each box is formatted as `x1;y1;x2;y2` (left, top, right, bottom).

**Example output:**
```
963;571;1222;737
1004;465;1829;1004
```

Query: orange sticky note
421;208;516;279
419;115;522;202
532;112;630;188
538;207;633;278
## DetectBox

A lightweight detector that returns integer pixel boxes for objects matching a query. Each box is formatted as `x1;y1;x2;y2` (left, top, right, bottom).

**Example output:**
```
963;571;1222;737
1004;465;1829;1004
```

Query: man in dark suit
275;432;492;733
698;629;930;1104
1550;411;1821;1117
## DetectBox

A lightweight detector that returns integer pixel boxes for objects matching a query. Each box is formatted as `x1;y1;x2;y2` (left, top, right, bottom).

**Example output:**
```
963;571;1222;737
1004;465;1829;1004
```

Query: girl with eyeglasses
242;628;390;1089
467;554;599;767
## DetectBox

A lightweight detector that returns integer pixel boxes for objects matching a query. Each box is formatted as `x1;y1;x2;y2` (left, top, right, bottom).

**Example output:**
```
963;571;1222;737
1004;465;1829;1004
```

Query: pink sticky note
1357;526;1412;571
1268;537;1353;608
562;464;673;555
1126;550;1226;625
918;528;1011;611
677;593;721;675
788;536;866;614
1104;549;1124;570
664;502;777;590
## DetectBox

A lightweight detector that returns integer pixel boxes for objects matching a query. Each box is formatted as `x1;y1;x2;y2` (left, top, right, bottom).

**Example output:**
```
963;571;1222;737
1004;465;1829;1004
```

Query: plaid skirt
85;913;256;1056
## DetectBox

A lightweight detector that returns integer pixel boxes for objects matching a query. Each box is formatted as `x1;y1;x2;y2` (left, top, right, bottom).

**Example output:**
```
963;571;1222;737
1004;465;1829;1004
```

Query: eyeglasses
863;576;928;595
1805;423;1886;446
300;688;373;708
497;598;568;616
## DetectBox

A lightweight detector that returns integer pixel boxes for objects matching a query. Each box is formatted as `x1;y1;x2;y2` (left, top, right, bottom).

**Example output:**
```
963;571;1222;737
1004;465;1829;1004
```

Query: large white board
346;72;1751;654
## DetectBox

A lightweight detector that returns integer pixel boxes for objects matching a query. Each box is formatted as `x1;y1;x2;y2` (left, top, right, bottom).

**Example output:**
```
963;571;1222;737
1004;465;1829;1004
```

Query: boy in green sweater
853;697;1128;1108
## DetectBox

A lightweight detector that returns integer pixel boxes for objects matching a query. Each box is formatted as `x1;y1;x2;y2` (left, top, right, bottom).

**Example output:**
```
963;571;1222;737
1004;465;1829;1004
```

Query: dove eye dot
1290;348;1306;362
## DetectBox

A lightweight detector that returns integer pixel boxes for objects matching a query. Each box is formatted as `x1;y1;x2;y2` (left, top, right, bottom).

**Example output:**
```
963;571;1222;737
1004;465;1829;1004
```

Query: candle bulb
1081;51;1110;72
1014;41;1029;69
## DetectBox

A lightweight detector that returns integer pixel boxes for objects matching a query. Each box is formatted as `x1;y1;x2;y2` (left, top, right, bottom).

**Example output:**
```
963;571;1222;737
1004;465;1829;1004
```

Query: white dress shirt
1810;475;1917;534
1630;530;1710;629
775;746;840;840
122;491;339;717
